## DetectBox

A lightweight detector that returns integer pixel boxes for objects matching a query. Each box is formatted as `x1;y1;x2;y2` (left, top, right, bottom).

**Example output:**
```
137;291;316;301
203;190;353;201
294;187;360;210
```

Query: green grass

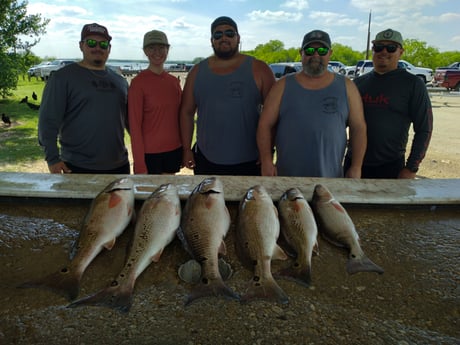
0;77;45;171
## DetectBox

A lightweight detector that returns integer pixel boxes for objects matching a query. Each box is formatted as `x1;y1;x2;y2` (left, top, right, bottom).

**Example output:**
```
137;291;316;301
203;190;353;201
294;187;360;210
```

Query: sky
23;0;460;62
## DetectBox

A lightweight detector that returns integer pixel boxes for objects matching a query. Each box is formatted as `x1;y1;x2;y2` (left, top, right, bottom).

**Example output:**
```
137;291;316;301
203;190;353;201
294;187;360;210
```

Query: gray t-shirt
193;56;262;165
38;63;129;170
276;73;349;177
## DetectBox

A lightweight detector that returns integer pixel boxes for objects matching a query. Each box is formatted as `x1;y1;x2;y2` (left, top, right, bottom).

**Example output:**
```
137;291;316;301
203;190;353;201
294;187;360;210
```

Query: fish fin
272;244;288;261
275;262;312;287
17;267;80;301
67;283;133;313
313;241;320;256
346;255;384;275
185;277;239;306
218;240;227;256
240;276;289;305
151;249;164;263
103;237;117;250
108;193;123;208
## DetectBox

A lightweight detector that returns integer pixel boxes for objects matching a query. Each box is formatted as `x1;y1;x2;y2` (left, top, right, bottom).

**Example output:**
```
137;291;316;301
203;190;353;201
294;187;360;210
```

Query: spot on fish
202;277;209;285
60;267;69;273
253;276;260;282
332;201;345;213
108;193;122;208
111;280;118;286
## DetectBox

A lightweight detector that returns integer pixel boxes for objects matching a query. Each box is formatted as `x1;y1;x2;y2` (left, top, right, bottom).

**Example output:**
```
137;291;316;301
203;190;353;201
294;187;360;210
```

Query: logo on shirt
229;81;243;98
361;93;389;106
322;97;338;114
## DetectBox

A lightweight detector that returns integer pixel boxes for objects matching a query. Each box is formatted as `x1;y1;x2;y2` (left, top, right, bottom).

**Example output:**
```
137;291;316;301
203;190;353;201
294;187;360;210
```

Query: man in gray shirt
38;23;130;174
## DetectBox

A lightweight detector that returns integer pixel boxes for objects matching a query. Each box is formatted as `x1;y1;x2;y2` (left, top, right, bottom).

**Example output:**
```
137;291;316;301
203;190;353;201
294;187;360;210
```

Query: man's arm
345;78;367;178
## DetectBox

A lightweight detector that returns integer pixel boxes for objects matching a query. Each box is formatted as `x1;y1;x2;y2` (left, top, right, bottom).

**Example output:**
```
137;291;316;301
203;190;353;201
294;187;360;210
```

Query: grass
0;77;45;171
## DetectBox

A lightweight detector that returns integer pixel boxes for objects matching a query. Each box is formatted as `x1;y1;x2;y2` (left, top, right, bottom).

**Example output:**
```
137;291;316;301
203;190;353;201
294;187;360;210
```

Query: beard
303;57;327;77
212;44;238;59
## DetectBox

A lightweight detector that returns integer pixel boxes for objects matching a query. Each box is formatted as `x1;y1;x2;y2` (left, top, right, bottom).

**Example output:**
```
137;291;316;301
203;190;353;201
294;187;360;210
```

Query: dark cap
211;16;238;33
143;30;169;48
81;23;112;41
301;30;331;49
372;28;404;47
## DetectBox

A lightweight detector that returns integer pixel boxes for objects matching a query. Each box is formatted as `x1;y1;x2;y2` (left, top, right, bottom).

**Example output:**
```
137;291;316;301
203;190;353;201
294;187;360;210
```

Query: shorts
193;145;260;176
65;162;131;174
145;147;183;174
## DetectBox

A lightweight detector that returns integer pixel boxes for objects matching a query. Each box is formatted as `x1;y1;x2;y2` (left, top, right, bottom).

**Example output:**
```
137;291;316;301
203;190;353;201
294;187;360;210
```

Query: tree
0;0;49;97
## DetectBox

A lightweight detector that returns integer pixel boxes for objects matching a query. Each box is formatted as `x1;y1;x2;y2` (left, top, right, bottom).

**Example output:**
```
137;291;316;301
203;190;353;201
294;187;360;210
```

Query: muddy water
0;199;458;345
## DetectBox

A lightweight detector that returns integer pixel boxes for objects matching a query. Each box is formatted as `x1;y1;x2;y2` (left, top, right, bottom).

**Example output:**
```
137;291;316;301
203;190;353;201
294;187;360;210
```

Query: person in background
179;16;275;175
128;30;182;174
344;28;433;179
257;30;367;177
38;23;130;174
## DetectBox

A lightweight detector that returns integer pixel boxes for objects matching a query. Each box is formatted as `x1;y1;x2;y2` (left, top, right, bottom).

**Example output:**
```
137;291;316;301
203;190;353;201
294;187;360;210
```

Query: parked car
433;62;460;87
269;62;301;79
328;61;346;74
343;66;355;79
27;61;51;78
439;70;460;91
398;60;433;84
40;59;75;80
354;59;433;83
355;60;373;77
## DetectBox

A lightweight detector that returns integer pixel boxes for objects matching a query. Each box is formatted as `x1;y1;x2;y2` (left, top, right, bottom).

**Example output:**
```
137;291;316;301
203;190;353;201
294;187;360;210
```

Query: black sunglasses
84;39;110;50
373;43;399;53
212;29;237;40
303;46;329;56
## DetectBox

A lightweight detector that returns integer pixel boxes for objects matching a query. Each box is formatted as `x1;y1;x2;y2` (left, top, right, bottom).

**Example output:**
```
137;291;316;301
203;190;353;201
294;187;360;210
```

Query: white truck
40;59;75;80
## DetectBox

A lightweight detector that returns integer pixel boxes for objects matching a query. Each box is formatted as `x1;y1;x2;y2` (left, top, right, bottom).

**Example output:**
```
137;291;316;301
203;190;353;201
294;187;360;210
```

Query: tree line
2;0;460;97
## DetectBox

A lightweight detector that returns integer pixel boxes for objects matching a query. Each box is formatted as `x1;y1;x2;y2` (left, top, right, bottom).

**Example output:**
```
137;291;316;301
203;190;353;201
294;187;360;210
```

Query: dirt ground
1;92;459;179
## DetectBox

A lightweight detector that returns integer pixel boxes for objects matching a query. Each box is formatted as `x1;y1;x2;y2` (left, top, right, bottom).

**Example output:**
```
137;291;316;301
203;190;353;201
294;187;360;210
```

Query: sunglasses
212;29;237;40
84;39;110;50
303;46;329;56
373;44;399;53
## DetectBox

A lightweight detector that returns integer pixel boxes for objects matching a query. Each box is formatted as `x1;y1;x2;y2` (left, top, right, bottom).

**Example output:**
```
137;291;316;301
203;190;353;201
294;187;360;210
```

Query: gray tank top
276;73;349;177
194;56;262;164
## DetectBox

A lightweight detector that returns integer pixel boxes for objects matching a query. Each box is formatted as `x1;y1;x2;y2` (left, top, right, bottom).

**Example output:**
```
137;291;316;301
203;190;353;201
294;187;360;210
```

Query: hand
182;150;195;169
345;166;362;178
48;161;72;174
398;168;417;179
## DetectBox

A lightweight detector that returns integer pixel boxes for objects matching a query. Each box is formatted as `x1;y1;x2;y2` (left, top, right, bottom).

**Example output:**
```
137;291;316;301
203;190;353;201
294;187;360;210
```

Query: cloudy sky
24;0;460;62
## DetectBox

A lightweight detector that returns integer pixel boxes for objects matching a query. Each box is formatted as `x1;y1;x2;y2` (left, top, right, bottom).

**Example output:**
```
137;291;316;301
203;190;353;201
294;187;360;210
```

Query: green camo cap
372;28;404;46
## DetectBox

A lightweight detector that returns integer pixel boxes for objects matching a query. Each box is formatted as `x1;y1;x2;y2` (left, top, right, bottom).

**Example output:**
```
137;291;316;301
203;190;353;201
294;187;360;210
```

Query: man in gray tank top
257;30;367;178
179;16;275;175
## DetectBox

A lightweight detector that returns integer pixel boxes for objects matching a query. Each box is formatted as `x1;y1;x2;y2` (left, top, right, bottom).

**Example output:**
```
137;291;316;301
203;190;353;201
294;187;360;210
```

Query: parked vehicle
439;70;460;91
354;59;433;83
27;61;51;78
343;66;355;79
269;62;301;79
433;62;460;87
40;59;75;80
398;60;433;84
328;61;346;74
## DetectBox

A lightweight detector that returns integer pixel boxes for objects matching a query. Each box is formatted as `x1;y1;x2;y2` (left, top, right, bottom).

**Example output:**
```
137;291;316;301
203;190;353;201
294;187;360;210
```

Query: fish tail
346;255;385;275
67;283;134;313
240;277;289;304
185;277;239;306
275;263;312;287
17;268;80;301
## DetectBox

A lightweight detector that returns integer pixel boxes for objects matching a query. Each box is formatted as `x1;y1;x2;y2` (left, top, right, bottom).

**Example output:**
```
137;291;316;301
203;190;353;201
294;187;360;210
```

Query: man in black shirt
344;28;433;179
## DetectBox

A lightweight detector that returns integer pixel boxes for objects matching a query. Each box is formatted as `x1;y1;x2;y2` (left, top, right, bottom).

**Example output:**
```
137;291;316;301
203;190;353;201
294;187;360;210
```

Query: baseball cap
211;16;238;33
81;23;112;41
301;30;331;49
372;29;404;47
143;30;170;48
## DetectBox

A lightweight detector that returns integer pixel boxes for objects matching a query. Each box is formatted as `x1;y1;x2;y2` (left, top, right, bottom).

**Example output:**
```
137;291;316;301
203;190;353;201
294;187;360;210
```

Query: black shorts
65;162;131;174
343;156;404;179
193;145;260;176
145;147;183;174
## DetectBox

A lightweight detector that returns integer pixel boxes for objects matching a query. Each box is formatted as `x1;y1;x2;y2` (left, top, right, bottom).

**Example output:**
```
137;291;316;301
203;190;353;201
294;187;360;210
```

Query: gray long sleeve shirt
38;63;129;170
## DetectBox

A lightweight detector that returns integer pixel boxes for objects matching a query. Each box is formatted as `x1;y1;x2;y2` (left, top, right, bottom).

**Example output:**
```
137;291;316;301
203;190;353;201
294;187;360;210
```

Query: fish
276;187;319;286
18;177;135;300
236;185;289;304
311;184;384;275
177;177;239;305
67;183;181;312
